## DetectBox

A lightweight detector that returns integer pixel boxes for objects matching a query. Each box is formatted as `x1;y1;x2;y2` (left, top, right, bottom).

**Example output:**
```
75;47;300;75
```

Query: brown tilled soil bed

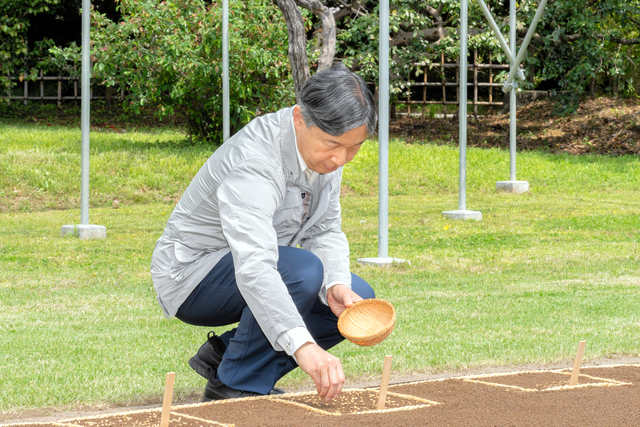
391;96;640;156
3;364;639;427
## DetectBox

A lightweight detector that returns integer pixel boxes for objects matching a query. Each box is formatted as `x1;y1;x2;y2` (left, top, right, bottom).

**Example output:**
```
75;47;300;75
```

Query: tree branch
390;27;445;48
334;0;366;21
529;31;640;46
417;3;446;39
604;35;640;45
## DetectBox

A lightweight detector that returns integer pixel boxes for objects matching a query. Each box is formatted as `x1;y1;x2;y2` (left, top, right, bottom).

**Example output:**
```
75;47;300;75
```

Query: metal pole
509;0;516;181
357;0;408;263
60;0;105;239
378;0;389;258
80;0;90;225
458;0;468;211
222;0;230;142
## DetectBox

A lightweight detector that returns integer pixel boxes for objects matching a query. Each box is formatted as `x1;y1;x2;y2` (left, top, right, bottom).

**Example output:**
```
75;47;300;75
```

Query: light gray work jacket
150;106;351;349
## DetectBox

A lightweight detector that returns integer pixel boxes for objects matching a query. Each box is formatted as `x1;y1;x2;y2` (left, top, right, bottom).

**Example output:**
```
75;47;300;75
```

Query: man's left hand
327;284;362;318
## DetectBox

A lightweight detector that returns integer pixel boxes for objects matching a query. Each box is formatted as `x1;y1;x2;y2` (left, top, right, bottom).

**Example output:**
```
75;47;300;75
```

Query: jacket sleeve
300;171;352;305
217;158;307;348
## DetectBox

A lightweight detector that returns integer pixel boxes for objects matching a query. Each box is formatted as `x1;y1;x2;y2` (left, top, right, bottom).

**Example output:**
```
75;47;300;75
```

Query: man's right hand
294;342;345;401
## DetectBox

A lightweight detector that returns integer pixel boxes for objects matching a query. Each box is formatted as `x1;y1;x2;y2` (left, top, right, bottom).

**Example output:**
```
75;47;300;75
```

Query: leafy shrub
0;0;60;93
88;0;293;142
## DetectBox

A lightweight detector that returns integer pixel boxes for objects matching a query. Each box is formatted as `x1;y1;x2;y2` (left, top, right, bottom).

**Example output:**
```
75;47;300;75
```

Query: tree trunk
277;0;337;100
295;0;336;71
277;0;310;102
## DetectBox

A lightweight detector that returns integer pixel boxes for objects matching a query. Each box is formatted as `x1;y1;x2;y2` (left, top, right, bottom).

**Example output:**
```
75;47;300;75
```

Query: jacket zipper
287;185;312;246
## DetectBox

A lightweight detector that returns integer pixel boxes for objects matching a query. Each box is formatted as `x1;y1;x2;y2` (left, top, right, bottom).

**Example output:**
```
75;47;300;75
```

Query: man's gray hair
298;63;377;136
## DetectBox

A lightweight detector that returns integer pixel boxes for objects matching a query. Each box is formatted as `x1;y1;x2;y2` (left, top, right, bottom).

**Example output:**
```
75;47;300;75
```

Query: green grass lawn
1;123;639;412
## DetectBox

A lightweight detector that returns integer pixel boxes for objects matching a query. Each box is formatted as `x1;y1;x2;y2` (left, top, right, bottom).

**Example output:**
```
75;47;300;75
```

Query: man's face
293;106;368;175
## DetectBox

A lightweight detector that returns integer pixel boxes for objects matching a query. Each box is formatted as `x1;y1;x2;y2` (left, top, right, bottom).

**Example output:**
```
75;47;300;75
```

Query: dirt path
3;357;639;427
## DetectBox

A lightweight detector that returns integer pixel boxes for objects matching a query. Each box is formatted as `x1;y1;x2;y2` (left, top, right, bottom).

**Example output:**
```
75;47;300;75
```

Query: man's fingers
343;294;354;308
341;287;363;307
344;295;362;308
316;359;344;401
321;361;345;401
319;366;331;398
295;343;345;401
329;365;345;400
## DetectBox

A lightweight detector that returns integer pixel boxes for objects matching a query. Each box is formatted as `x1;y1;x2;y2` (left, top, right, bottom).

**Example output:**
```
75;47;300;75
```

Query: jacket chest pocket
273;189;304;234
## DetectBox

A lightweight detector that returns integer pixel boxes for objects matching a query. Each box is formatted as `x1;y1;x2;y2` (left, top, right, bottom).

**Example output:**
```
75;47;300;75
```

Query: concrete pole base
61;224;107;239
496;180;529;193
442;210;482;221
356;257;411;268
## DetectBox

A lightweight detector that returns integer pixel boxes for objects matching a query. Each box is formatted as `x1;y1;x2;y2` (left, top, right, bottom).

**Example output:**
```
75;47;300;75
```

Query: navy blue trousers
175;246;375;395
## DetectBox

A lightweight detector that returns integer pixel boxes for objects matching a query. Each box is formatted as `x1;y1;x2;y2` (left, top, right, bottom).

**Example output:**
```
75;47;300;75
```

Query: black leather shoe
269;386;286;395
190;331;286;396
203;376;262;401
188;331;225;380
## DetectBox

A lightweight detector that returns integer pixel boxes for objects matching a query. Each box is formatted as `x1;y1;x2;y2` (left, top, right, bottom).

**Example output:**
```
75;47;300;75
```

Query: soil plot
462;369;628;391
3;364;639;427
272;389;437;415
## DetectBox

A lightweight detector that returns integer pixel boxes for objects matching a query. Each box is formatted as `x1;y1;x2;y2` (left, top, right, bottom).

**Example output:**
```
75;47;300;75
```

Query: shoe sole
189;354;214;380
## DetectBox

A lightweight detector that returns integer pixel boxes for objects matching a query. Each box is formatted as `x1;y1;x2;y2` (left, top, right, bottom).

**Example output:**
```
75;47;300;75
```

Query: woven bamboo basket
337;298;396;347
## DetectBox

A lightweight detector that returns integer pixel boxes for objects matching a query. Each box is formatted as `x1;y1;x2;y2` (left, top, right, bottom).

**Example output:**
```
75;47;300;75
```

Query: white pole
378;0;389;259
356;1;410;265
491;0;547;194
222;0;230;142
458;0;468;211
441;0;481;220
61;0;106;238
509;0;517;181
80;0;91;225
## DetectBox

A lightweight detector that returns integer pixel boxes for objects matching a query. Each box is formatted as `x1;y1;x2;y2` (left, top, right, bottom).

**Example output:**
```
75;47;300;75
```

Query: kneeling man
151;63;377;402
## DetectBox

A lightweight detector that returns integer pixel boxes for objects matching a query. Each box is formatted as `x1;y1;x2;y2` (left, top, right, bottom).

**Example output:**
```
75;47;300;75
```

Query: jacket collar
279;106;307;187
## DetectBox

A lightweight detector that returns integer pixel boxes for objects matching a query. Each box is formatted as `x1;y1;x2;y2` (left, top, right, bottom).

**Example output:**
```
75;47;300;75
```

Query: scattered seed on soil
3;365;639;427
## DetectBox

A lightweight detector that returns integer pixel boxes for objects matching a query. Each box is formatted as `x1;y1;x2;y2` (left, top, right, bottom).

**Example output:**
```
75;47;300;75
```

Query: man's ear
293;105;306;130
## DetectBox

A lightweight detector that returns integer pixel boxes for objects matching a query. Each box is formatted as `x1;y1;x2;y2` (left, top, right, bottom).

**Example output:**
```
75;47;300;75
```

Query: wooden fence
2;70;123;106
5;50;512;117
399;50;513;119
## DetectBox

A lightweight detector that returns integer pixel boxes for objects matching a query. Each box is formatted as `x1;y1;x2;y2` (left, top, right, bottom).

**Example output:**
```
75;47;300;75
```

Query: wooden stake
160;372;176;427
376;355;394;410
569;341;586;386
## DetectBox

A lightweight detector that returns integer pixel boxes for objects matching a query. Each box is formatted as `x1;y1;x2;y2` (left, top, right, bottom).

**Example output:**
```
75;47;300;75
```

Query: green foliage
86;0;293;142
466;0;640;115
5;0;640;121
523;0;639;115
47;42;81;78
338;2;451;98
0;0;60;93
335;0;640;115
335;1;513;101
